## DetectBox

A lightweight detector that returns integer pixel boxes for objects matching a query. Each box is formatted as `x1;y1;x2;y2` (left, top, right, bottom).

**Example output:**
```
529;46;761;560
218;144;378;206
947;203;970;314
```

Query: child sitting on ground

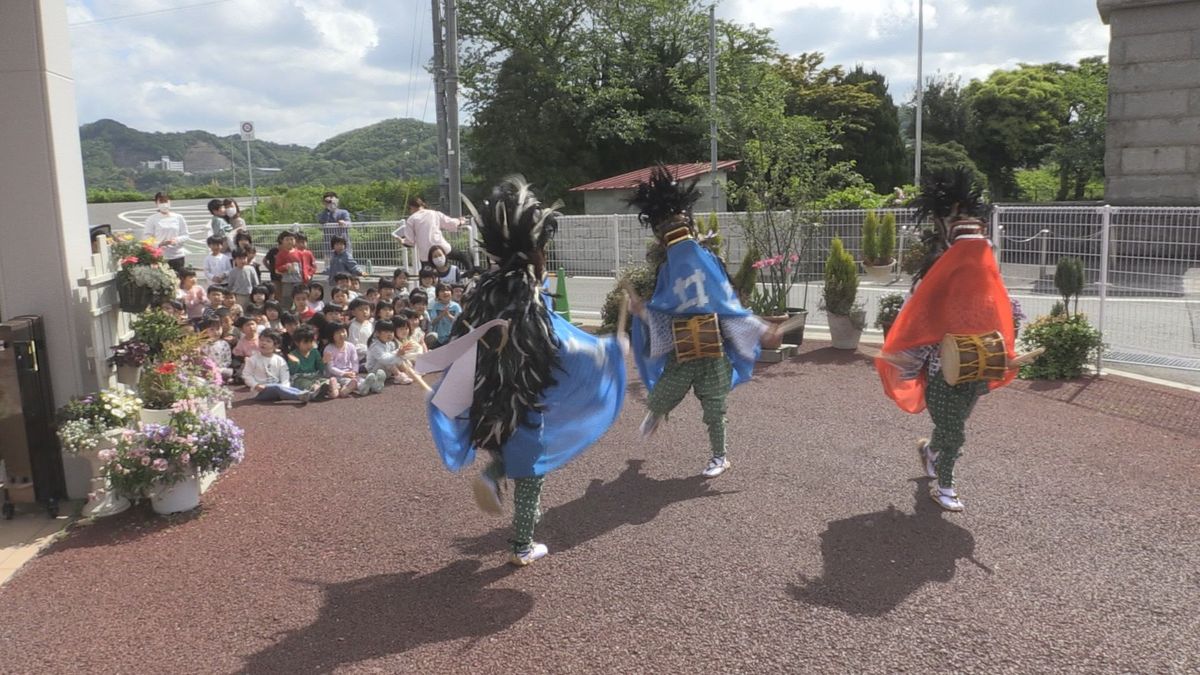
378;279;398;305
291;284;315;321
204;235;232;285
244;329;313;404
365;319;411;385
392;268;411;293
227;248;259;307
394;314;424;364
307;283;326;316
231;316;260;376
279;311;299;356
426;282;462;349
408;290;431;335
263;300;283;330
418;267;437;299
177;269;208;322
399;308;427;355
374;302;396;324
363;287;381;307
248;285;270;313
198;317;234;381
287;324;335;399
323;321;380;396
347;298;375;363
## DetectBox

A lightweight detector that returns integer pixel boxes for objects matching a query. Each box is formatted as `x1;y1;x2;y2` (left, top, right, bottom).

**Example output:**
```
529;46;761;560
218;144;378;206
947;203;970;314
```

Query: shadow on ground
239;560;529;674
790;346;874;367
455;459;734;556
788;480;990;617
40;502;204;555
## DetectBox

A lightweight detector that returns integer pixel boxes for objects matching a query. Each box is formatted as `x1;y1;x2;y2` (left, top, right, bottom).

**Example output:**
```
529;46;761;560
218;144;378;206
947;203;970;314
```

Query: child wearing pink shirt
178;269;209;321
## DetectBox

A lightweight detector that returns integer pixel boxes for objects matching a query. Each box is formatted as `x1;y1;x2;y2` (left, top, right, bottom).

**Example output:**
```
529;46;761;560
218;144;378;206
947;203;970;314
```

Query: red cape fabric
876;239;1016;414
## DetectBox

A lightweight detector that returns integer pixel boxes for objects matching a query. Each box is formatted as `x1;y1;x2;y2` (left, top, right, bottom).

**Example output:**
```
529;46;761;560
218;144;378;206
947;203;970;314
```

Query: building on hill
184;142;234;174
140;155;185;173
569;161;740;215
1098;0;1200;205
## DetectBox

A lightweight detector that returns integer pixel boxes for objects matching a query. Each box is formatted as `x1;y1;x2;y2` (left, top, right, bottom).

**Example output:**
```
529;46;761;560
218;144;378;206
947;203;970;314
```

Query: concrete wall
580;172;729;215
1100;0;1200;205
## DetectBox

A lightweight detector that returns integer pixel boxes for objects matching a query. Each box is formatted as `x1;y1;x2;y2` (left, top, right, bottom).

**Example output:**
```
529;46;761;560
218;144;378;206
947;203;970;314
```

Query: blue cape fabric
632;239;758;391
427;298;626;479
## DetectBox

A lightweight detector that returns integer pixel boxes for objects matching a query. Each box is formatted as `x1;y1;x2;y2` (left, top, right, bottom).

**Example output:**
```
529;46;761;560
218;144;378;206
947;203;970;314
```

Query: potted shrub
1018;313;1104;380
110;233;178;313
56;386;142;512
132;310;185;357
138;335;231;423
874;292;905;338
822;237;866;349
109;338;151;387
861;211;897;282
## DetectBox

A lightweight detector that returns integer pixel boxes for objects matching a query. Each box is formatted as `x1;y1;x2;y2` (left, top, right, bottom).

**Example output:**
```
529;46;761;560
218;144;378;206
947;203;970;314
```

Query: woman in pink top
392;196;468;272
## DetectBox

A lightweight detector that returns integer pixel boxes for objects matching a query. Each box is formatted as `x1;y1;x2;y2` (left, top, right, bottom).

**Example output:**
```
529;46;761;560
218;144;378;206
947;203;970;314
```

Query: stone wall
1100;0;1200;205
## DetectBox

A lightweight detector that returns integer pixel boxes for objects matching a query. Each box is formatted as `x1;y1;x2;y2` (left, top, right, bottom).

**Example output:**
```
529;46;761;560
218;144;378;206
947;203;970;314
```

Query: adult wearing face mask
143;191;191;273
223;198;247;239
427;245;463;285
318;191;353;261
391;196;467;274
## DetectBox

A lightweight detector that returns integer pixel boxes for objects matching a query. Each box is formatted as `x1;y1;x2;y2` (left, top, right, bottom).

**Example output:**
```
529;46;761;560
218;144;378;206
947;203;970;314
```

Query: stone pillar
1099;0;1200;205
0;0;96;403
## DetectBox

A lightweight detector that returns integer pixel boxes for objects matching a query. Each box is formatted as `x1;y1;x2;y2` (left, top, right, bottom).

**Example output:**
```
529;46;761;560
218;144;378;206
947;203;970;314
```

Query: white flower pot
207;400;226;420
115;364;142;387
151;474;201;515
828;313;864;350
62;430;119;500
864;263;894;282
139;407;172;426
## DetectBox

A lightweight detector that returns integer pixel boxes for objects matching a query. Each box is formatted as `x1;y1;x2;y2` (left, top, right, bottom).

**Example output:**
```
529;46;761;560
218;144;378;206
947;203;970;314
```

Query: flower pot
117;283;153;313
115;364;142;387
864;263;894;283
140;407;173;426
828;313;864;350
151;474;201;515
208;400;227;420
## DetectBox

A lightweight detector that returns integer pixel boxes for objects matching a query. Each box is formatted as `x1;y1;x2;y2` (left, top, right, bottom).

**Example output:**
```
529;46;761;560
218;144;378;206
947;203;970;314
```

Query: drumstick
399;360;433;392
616;291;630;336
1007;347;1045;368
857;344;917;368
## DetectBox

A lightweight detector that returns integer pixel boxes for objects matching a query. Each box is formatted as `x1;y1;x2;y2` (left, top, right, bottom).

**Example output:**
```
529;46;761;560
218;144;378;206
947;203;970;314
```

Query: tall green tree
1045;57;1108;200
837;67;907;193
965;65;1069;199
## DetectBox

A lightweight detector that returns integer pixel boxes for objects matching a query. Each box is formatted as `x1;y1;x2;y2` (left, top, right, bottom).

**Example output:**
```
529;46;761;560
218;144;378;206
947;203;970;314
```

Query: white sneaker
372;369;387;393
929;485;964;512
508;542;549;567
702;455;731;478
640;412;662;438
359;373;377;395
472;471;503;515
917;438;938;480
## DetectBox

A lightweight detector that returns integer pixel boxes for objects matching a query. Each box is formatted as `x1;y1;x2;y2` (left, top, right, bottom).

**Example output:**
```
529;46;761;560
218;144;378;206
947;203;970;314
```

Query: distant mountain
79;118;445;191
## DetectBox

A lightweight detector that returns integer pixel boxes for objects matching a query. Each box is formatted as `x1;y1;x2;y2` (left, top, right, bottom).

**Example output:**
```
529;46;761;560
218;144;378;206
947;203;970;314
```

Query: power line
69;0;235;27
405;0;424;120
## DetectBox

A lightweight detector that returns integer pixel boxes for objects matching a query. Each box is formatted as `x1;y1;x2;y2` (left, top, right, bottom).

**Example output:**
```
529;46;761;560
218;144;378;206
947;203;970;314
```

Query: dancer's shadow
787;480;990;617
455;459;734;556
239;560;530;674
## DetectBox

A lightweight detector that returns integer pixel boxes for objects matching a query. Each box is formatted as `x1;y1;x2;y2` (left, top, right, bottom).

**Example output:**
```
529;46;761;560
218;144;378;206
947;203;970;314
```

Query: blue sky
65;0;1110;147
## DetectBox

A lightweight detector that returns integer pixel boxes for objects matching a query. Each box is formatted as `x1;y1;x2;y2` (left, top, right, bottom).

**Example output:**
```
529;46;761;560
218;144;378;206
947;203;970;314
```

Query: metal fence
220;205;1200;373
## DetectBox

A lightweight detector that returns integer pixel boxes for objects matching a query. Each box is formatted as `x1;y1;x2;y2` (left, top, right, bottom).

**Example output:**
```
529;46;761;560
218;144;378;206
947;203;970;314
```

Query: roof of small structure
569;160;740;192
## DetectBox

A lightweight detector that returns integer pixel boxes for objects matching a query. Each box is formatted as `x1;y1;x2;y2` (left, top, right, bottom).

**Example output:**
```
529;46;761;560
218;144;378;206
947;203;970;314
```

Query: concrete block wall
1101;0;1200;205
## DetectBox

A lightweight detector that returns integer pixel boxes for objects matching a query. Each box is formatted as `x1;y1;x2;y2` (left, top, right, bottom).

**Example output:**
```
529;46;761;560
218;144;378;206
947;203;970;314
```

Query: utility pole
431;0;450;209
914;0;924;187
708;5;719;214
444;0;463;218
245;140;256;222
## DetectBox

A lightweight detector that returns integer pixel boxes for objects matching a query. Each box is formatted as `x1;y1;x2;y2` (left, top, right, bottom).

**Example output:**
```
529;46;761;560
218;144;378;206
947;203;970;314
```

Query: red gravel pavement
1;341;1198;673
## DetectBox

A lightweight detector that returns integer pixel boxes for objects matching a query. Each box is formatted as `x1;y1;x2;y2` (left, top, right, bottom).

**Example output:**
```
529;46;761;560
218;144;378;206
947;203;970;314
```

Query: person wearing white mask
223;198;247;239
392;196;468;274
427;245;463;285
142;191;191;273
318;191;353;261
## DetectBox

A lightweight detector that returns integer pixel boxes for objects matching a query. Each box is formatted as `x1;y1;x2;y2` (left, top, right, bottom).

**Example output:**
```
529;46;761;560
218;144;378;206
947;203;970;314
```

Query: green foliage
1019;313;1104;380
878;213;897;265
600;265;659;333
1050;301;1067;317
836;66;909;192
900;237;926;275
1054;258;1085;314
874;292;905;330
131;310;184;357
822;237;858;316
813;185;891;210
731;248;758;305
1014;166;1061;202
253;179;435;224
908;74;970;146
921;142;986;191
697;212;723;260
861;211;880;263
1045;57;1108;201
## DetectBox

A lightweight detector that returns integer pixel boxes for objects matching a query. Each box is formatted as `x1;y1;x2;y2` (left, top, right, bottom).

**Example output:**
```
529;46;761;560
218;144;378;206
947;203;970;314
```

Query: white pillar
0;0;95;404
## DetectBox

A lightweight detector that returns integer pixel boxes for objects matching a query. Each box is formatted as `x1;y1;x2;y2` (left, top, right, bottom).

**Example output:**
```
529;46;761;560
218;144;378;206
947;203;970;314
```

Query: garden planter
864;263;894;283
151;474;201;515
783;308;808;345
117;283;154;313
828;313;864;350
139;407;172;426
208;400;227;420
115;364;142;387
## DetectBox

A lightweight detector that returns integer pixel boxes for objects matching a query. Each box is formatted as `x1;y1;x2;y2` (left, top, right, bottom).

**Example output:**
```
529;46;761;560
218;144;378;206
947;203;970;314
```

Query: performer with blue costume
415;177;627;567
626;167;793;478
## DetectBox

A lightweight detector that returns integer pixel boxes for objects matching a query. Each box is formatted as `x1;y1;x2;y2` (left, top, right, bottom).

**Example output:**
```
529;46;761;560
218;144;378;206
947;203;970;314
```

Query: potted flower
56;385;142;516
110;233;178;313
102;423;196;514
109;338;151;387
138;335;231;422
874;293;905;338
822;237;866;349
132;309;184;357
861;211;897;282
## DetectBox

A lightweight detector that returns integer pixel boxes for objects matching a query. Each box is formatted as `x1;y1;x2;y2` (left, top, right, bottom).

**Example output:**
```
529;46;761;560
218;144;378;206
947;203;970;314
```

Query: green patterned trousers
926;373;988;489
646;355;732;458
484;455;544;553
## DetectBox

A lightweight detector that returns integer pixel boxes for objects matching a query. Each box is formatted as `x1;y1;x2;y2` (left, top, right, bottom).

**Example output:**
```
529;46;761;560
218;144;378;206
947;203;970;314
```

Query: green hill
79;118;445;192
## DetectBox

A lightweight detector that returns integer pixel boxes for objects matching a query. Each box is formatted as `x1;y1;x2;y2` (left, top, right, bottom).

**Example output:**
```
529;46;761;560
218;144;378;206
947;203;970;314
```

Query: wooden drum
673;314;723;362
940;331;1008;385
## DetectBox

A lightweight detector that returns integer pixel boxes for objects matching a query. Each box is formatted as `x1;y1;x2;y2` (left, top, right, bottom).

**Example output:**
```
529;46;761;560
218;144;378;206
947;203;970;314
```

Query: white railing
178;205;1200;375
77;236;132;391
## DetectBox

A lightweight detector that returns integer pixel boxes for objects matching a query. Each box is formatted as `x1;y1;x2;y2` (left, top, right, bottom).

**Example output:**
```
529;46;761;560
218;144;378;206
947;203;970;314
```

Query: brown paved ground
2;340;1199;674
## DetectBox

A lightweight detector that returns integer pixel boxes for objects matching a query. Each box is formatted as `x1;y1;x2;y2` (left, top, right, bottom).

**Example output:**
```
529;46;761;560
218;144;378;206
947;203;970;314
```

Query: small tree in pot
822;237;866;349
874;292;905;337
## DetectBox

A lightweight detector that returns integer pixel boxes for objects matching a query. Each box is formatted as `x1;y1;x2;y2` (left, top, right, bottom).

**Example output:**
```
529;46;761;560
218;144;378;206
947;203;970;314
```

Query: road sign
239;121;256;142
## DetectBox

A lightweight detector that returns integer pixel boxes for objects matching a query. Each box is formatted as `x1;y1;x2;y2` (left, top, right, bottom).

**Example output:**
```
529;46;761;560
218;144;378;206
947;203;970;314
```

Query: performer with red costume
875;171;1017;512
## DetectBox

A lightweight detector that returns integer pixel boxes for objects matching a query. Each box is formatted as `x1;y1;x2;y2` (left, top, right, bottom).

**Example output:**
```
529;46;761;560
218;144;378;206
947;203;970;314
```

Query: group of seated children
168;234;474;405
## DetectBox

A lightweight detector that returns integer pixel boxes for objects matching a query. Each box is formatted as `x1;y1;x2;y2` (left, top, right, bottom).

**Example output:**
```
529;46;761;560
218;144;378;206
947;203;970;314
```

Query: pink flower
98;449;116;462
789;254;799;263
140;456;151;466
180;452;190;465
152;458;168;472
